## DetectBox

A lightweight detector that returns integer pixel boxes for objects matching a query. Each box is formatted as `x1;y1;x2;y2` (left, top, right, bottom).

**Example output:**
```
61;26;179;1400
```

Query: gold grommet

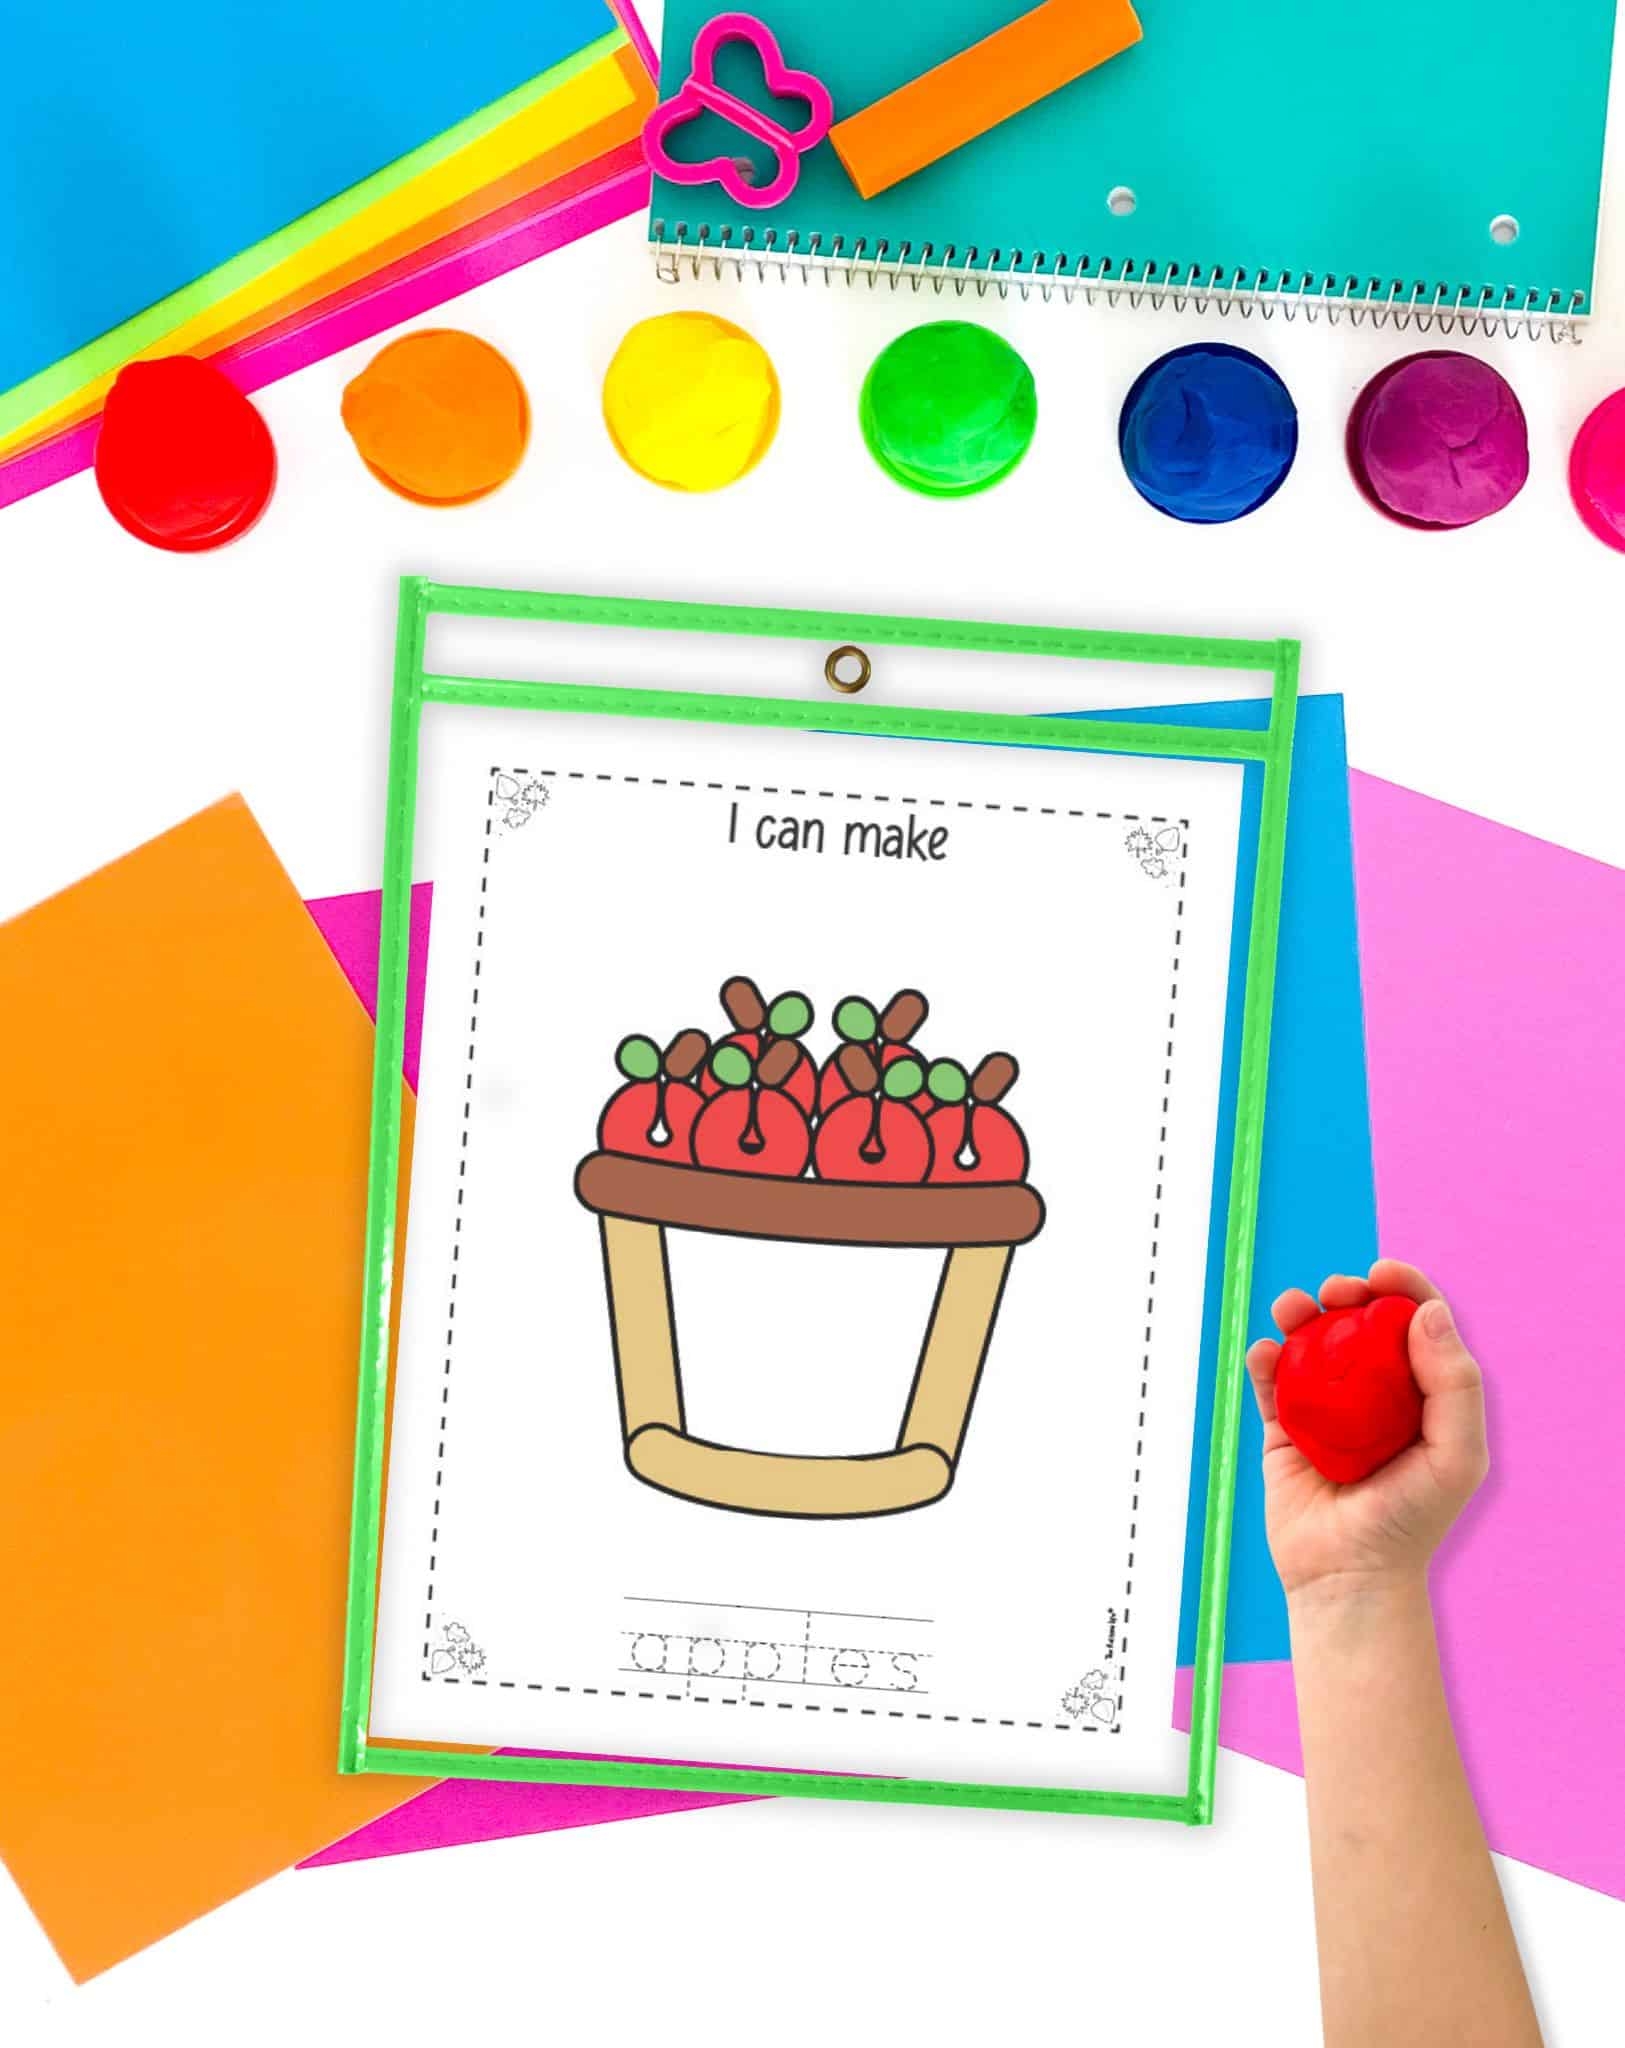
825;644;871;694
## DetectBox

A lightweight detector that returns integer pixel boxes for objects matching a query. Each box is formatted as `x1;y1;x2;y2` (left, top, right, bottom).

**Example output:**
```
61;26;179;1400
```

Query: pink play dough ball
1348;352;1528;529
1569;388;1625;553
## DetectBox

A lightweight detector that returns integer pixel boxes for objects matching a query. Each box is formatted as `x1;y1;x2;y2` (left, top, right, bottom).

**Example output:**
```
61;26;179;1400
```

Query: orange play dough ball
340;329;529;504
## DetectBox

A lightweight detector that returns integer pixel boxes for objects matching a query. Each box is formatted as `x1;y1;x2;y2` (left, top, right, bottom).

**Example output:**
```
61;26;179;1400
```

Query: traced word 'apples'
1274;1295;1424;1484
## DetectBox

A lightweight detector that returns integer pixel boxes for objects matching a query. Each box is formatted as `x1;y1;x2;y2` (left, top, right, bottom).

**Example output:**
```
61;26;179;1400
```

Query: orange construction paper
0;798;431;1981
829;0;1143;200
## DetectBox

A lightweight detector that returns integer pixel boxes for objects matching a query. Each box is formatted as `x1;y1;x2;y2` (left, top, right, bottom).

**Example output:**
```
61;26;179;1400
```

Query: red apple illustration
923;1053;1029;1184
598;1028;709;1162
700;975;817;1111
1274;1296;1423;1484
691;1039;812;1177
812;1044;932;1184
816;989;930;1113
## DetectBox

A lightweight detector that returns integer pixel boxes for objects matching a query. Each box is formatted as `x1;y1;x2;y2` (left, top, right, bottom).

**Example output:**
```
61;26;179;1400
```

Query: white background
2;0;1622;2030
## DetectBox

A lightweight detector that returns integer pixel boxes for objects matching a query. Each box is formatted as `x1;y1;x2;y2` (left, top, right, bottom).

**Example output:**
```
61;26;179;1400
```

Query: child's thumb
1409;1296;1488;1490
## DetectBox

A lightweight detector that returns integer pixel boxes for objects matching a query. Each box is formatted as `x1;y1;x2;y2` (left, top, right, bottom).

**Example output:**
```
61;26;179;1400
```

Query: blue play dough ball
1119;343;1298;523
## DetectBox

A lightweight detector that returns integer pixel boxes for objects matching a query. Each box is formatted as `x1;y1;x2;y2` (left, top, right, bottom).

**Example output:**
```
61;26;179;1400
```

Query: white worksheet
370;698;1245;1795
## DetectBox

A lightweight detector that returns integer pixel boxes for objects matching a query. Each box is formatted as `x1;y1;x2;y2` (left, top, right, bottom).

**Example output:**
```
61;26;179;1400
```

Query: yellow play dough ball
602;312;780;491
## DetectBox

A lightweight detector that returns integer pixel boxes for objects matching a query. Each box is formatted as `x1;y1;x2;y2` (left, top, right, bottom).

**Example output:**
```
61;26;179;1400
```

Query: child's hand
1245;1260;1488;1602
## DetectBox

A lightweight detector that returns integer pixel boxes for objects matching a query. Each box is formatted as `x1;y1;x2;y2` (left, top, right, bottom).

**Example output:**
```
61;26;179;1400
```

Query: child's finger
1367;1257;1442;1304
1317;1272;1373;1309
1271;1287;1322;1336
1408;1296;1489;1492
1246;1337;1282;1425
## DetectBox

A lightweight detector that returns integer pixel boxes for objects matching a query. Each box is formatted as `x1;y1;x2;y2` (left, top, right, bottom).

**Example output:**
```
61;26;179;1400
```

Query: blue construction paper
0;0;610;396
1072;694;1374;1665
653;0;1616;312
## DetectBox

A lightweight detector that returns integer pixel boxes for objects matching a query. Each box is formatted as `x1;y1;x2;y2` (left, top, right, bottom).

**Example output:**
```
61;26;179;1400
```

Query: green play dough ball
859;322;1037;498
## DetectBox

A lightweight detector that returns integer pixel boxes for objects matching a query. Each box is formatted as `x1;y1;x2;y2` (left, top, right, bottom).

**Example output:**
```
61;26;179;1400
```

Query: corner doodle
493;770;550;833
1125;823;1183;882
1061;1669;1117;1726
428;1618;488;1677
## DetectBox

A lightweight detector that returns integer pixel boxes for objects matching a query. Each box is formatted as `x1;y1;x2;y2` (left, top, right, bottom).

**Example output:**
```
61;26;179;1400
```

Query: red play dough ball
1274;1295;1423;1484
94;356;276;551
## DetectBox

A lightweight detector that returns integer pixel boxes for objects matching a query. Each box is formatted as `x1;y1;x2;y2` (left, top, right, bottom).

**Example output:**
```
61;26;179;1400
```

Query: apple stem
720;975;766;1033
663;1027;710;1083
970;1052;1018;1105
879;989;927;1044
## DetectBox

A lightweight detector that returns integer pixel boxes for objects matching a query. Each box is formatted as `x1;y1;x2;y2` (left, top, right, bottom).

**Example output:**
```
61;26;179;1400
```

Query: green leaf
768;990;813;1038
710;1043;753;1088
926;1058;968;1105
884;1056;925;1101
615;1034;661;1081
833;995;878;1042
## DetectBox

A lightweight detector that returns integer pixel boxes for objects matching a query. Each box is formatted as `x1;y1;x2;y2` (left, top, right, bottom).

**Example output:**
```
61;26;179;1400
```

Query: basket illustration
575;978;1046;1520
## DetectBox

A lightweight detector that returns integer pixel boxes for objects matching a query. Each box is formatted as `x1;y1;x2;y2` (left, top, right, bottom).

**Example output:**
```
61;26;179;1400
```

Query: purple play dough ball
1352;353;1528;528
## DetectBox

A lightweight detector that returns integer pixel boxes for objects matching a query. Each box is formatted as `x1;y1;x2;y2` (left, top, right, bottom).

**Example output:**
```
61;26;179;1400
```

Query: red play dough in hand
94;356;276;551
1274;1295;1424;1484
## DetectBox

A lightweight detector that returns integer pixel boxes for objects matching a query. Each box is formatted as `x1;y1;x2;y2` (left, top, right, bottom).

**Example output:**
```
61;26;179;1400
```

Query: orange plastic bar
829;0;1143;201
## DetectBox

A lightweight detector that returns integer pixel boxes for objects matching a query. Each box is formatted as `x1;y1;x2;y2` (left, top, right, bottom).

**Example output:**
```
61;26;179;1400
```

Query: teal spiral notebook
648;0;1617;337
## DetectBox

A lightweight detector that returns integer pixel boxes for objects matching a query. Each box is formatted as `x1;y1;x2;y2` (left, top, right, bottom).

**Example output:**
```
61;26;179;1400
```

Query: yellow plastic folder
0;799;432;1979
0;39;634;457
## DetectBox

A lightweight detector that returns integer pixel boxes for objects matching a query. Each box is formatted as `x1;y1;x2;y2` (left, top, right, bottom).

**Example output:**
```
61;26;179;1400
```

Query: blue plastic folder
651;0;1616;319
1073;694;1374;1667
0;0;610;396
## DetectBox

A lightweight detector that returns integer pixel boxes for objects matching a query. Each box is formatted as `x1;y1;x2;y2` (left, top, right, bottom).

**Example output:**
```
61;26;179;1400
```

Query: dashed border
421;767;1192;1737
420;776;494;1665
1113;838;1188;1724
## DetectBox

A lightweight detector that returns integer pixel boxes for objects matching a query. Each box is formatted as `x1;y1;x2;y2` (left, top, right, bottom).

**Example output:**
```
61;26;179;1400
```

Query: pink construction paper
1172;775;1625;1903
305;883;432;1091
300;1752;754;1867
1171;1662;1302;1772
0;163;649;515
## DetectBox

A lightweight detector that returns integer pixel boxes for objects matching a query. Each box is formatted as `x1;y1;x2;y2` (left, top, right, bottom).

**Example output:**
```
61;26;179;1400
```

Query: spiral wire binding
651;223;1586;342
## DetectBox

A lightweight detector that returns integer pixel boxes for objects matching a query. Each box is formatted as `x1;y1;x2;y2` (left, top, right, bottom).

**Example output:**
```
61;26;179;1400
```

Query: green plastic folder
650;0;1616;327
343;583;1298;1824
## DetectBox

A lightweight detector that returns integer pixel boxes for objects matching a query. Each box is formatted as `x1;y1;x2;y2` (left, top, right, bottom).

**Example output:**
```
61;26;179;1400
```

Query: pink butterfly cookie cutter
643;12;833;209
